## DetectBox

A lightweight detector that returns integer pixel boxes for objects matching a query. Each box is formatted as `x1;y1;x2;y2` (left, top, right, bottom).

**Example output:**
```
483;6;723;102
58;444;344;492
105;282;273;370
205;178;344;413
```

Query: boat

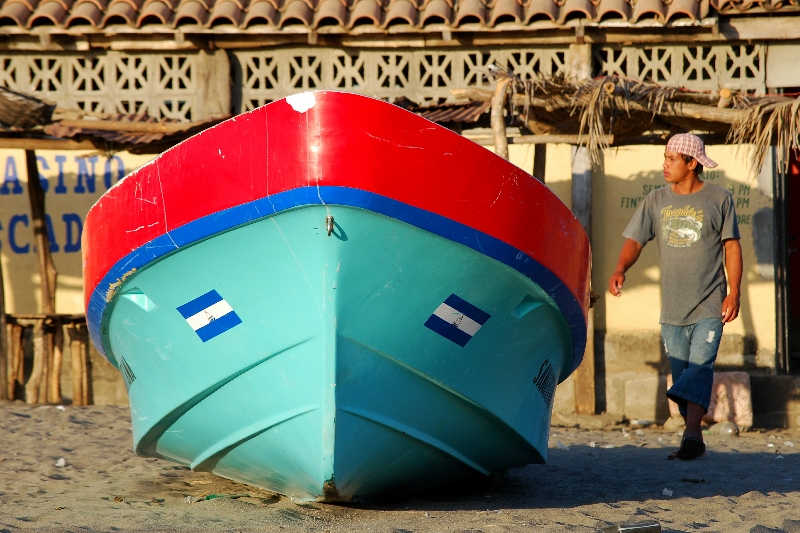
82;91;591;502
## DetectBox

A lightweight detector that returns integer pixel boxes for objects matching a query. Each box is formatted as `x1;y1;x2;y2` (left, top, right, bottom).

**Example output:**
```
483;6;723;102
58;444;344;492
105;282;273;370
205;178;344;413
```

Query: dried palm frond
728;96;800;177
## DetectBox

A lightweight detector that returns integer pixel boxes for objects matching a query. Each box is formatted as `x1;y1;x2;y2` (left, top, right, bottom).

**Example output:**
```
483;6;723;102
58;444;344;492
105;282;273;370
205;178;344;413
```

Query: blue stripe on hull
89;186;586;377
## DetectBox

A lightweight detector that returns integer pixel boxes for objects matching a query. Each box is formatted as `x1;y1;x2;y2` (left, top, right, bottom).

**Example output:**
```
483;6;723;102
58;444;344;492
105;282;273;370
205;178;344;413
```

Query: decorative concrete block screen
0;49;230;121
594;44;766;93
0;43;766;118
232;47;570;110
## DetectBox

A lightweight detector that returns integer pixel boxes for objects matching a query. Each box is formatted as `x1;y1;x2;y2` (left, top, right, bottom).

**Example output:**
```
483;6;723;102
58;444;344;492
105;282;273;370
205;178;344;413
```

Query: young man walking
608;133;743;460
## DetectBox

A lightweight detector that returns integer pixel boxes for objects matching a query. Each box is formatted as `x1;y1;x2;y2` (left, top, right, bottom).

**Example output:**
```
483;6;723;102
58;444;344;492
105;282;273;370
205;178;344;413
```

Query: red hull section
83;91;591;352
84;92;590;312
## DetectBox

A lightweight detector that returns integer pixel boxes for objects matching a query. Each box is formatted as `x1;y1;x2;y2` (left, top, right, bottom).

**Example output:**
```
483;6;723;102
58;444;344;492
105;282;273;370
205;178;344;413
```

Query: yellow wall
0;143;776;358
0;149;154;315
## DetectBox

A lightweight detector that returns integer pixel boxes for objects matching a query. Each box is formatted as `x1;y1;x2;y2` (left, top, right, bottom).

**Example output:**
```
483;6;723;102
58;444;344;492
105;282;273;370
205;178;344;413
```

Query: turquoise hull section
105;205;572;501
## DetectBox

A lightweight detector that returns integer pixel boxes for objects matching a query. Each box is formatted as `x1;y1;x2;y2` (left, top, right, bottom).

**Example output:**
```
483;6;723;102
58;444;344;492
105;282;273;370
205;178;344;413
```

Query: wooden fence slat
4;323;12;401
68;324;82;406
25;320;45;404
80;325;91;405
13;324;23;389
48;321;63;404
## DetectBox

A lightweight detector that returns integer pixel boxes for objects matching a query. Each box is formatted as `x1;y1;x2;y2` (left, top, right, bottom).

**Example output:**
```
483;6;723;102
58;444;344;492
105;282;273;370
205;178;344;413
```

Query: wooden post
8;323;23;400
572;145;596;415
69;323;91;406
25;150;57;315
491;77;512;160
25;319;45;404
25;150;59;404
533;144;547;183
4;323;13;400
0;241;6;402
48;319;63;404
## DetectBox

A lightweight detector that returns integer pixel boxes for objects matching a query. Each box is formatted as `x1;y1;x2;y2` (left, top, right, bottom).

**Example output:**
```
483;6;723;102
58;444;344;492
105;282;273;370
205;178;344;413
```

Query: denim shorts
661;317;723;417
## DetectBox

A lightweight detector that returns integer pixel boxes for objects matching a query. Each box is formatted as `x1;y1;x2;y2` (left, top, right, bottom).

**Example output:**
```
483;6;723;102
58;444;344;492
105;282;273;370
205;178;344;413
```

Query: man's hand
609;272;625;297
722;292;740;323
722;238;743;324
609;239;644;297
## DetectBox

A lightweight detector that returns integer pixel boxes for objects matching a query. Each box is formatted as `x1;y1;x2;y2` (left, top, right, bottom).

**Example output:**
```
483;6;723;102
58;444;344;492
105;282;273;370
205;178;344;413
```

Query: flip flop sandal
673;435;705;460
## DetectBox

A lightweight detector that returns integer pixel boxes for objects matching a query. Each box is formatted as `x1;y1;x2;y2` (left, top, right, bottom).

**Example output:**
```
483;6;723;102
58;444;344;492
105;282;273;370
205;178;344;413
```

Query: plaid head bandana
666;133;718;168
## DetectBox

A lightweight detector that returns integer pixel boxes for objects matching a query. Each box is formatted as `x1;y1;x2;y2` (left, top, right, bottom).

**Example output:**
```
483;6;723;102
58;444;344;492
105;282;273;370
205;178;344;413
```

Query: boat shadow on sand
360;443;799;511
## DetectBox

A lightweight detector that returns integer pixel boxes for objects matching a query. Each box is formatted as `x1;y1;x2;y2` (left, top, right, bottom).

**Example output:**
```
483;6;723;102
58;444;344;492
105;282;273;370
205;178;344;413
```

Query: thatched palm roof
456;71;800;176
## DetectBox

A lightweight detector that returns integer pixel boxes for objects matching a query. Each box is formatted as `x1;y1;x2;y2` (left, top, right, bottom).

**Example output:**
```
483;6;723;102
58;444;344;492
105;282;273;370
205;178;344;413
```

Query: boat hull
108;203;570;501
84;91;591;501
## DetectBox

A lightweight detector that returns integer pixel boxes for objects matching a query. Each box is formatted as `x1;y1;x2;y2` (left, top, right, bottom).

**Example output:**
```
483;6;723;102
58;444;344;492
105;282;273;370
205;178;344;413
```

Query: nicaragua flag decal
177;290;242;342
424;294;491;347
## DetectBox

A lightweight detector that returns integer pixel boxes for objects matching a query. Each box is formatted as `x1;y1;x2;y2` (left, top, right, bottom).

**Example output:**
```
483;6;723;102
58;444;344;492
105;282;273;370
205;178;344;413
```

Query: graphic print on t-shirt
660;204;703;247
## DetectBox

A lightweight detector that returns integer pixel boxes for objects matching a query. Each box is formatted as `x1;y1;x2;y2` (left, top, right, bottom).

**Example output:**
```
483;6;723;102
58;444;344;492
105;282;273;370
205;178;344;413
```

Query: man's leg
667;318;723;459
684;401;706;441
662;323;690;420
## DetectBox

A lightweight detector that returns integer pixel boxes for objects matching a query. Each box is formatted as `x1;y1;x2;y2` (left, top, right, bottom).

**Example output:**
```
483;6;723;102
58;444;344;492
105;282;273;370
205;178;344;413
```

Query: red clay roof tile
0;0;793;33
525;0;557;22
0;1;33;25
348;0;382;26
101;2;136;24
631;0;664;21
455;0;485;23
596;0;629;20
243;0;277;24
665;0;699;20
280;0;313;25
173;0;207;25
65;0;103;25
208;0;243;25
136;0;172;25
383;0;416;26
420;0;452;25
489;0;523;24
314;0;345;25
558;0;593;22
28;0;70;27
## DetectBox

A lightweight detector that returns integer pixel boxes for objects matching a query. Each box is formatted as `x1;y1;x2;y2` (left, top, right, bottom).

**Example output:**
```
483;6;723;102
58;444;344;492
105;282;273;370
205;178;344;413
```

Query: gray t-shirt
623;183;740;326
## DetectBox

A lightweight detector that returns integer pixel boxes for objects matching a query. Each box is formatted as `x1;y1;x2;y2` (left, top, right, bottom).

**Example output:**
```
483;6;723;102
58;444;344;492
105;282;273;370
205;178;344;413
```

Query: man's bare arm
722;238;743;323
609;238;644;297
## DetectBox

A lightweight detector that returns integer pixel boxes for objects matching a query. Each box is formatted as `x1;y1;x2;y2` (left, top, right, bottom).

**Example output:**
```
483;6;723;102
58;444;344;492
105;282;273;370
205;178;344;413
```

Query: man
608;133;743;461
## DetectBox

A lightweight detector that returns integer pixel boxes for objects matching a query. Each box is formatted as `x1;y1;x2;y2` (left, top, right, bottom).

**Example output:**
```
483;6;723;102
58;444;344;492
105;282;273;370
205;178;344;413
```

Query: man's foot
667;435;705;460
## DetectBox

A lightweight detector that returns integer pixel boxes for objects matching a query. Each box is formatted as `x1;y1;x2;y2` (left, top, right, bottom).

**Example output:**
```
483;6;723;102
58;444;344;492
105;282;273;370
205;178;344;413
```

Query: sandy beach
0;401;798;533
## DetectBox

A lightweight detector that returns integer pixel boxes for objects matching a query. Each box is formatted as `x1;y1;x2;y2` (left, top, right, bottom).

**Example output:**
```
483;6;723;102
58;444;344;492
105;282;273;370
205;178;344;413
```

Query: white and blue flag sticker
177;290;242;342
424;294;490;347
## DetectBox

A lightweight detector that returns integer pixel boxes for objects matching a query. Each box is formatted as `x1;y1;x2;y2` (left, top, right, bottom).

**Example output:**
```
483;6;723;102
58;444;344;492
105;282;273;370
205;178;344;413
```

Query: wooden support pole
48;320;63;404
26;150;61;404
4;324;13;401
56;118;205;134
8;323;23;400
0;239;6;402
491;77;512;160
25;319;45;404
26;150;57;316
81;325;91;405
0;138;102;151
454;86;743;124
68;324;83;406
533;144;547;183
69;324;91;406
572;145;596;416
